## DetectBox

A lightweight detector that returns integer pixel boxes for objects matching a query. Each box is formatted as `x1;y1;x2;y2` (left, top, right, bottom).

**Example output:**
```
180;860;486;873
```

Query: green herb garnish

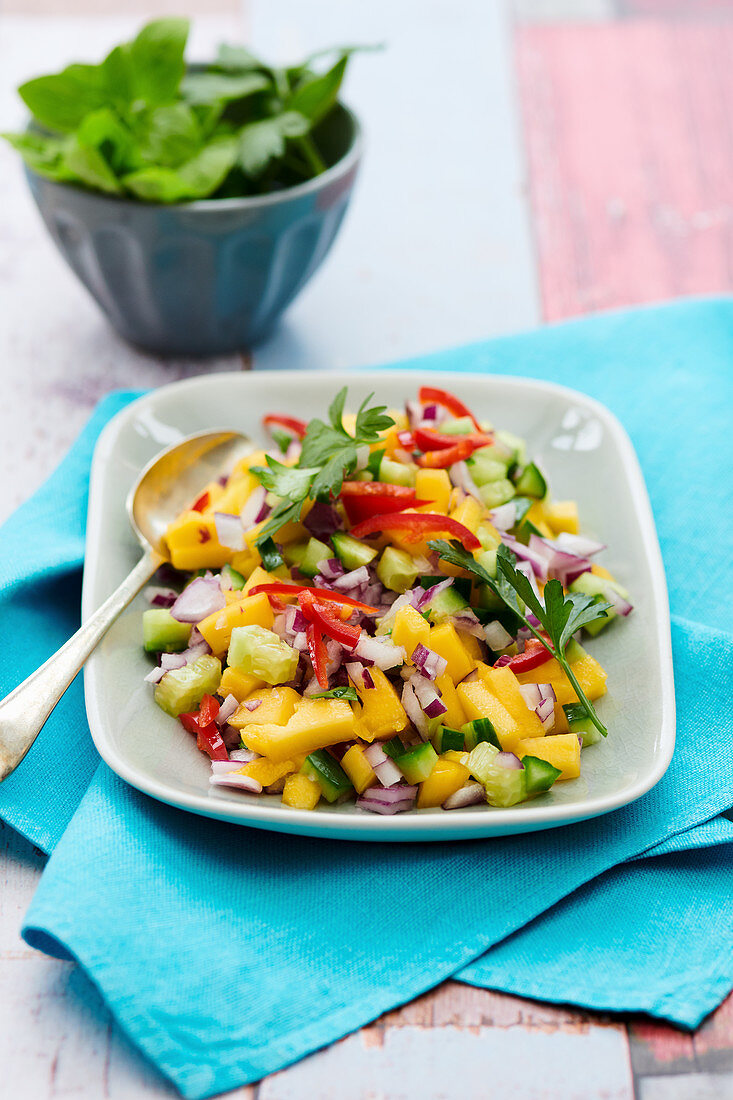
257;536;284;571
251;387;394;549
428;539;612;735
3;18;376;202
307;685;359;701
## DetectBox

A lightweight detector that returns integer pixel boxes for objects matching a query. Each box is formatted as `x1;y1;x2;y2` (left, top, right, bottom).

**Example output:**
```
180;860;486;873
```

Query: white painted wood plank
250;0;540;373
259;1023;635;1100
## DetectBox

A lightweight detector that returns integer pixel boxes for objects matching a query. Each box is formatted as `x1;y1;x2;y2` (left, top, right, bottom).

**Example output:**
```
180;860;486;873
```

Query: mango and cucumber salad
142;385;633;814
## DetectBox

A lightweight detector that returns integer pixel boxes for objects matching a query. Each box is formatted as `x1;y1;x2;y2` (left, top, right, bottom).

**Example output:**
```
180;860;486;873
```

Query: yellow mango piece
214;472;259;516
449;497;486;535
282;773;321;810
197;592;274;656
164;512;233;571
545;500;580;536
240;758;299;787
417;757;470;808
353;668;409;741
414;468;451;514
229;686;300;731
240;565;279;597
443;749;470;766
474;664;545;739
218;667;265;703
429;622;476;684
391;605;431;662
591;564;614;581
456;678;521;752
195;481;225;514
518;734;581;780
341;745;377;794
230;549;260;579
434;673;466;729
243;698;356;762
457;630;484;662
233;449;268;475
475;522;501;551
516;652;607;733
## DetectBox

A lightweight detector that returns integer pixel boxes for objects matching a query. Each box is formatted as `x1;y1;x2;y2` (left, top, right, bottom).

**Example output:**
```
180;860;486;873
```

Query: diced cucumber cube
143;609;191;654
570;573;629;636
513;462;547;500
229;625;298;685
468;454;509;486
522;755;561;793
479;480;516;509
563;704;603;745
332;531;378;570
378;458;415;487
377;546;420;593
420;575;471;599
299;537;332;578
495;430;527;466
154;655;222;717
467;742;527;807
462;718;500;750
432;726;465;753
422;583;469;624
465;741;500;784
438;416;475;436
396;742;438;784
221;564;246;590
301;750;353;803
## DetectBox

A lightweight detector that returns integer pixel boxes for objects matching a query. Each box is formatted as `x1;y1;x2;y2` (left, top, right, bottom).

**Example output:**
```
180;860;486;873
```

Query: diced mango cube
240;758;299;787
232;449;268;475
417;757;470;808
282;773;321;810
516;652;607;733
449;496;486;535
242;698;356;762
213;473;260;516
197;592;274;656
434;673;466;729
391;605;431;662
218;667;265;703
353;668;408;741
474;664;545;739
415;468;451;514
456;677;521;752
545;500;579;535
591;564;614;581
517;734;581;780
341;744;377;794
229;686;300;732
429;622;476;684
164;511;233;571
457;630;484;662
240;565;279;597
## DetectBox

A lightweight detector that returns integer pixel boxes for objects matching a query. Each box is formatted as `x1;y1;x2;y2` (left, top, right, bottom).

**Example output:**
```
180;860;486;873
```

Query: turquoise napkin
1;299;731;1099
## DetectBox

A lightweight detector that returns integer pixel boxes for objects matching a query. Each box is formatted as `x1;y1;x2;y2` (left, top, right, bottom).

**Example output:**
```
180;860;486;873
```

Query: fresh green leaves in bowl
3;18;371;203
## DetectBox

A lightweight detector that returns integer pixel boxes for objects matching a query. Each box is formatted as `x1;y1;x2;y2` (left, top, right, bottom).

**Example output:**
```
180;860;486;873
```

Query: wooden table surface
1;1;731;1097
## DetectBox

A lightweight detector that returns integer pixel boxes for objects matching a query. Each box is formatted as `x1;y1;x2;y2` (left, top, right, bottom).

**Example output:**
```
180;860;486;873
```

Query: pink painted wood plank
517;20;733;321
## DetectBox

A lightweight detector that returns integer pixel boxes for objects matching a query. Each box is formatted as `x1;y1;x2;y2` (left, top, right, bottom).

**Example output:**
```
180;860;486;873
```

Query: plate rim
83;369;676;841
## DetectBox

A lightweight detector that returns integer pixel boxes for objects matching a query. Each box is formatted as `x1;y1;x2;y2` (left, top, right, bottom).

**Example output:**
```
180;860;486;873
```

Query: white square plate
83;371;675;841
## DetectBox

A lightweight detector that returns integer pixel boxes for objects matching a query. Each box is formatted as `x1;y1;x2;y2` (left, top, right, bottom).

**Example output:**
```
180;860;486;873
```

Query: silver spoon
0;429;252;782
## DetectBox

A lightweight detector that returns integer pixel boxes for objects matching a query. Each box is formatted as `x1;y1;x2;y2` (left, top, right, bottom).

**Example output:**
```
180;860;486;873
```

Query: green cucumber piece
479;479;516;509
367;448;385;480
283;540;309;568
563;704;603;746
377;546;420;593
569;573;629;636
396;742;439;784
495;430;527;466
301;750;353;803
462;718;501;750
419;575;471;600
565;638;588;663
422;582;469;624
221;563;246;590
154;655;222;717
378;457;415;487
382;736;406;760
299;537;332;578
438;416;475;436
513;462;547;499
143;609;191;654
229;625;298;685
432;726;465;753
522;755;561;793
466;742;527;807
467;452;509;486
332;531;378;570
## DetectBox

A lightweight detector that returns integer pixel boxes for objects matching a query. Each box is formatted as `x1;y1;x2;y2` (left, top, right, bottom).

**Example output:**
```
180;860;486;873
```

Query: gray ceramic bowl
25;104;361;356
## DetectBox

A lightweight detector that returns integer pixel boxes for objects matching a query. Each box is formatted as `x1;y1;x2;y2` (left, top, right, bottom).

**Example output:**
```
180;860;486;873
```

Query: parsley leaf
355;392;394;440
428;539;612;735
252;455;317;500
307;685;359;701
258;536;284;571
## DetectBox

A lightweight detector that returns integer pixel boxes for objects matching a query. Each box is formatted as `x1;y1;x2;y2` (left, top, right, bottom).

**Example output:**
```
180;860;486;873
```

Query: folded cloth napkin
1;299;732;1099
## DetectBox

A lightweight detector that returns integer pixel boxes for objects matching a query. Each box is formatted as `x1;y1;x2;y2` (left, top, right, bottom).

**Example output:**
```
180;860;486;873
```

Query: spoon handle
0;550;161;782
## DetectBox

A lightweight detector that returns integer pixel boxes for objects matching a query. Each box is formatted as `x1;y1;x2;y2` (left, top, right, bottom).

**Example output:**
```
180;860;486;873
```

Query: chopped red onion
240;486;268;531
602;586;634;617
355;444;370;471
216;694;240;726
214;512;245;551
178;641;211;664
291;631;308;652
554;532;606;557
377;587;425;630
451;608;486;640
354;634;405;670
493;654;512;668
413;578;451;611
332;566;371;593
401;680;429;739
528;534;591;586
411;643;448;681
515;561;542;599
356;785;418;814
210;760;246;775
519;683;543;710
283;604;308;635
363;744;402;787
489;502;517;531
495;751;524;770
170;577;225;623
304;502;342;539
144;585;178;608
449;461;482;503
410;673;447;719
346;661;374;690
318;557;346;582
501;534;550;579
229;748;258;762
483;620;513;651
209;773;262;793
536;697;555;730
443;783;486;810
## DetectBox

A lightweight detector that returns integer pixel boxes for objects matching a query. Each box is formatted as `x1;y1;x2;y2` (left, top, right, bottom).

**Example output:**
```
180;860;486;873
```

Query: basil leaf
127;17;189;105
64;136;122;193
215;44;265;73
19;64;108;133
288;54;348;124
181;70;270;105
123;135;237;201
1;131;75;181
138;104;201;167
238;111;310;177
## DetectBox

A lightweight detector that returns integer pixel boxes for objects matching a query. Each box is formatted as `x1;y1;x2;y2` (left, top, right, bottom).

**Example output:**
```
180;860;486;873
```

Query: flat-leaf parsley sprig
428;540;612;735
251;387;394;547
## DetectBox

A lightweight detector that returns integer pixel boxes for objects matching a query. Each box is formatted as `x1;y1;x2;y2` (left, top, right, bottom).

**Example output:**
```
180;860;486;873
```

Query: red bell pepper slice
339;481;431;524
198;694;220;726
196;722;229;761
348;511;481;550
305;621;330;688
247;582;378;614
416;438;476;468
413;427;493;452
419;386;482;432
505;638;553;673
262;414;308;439
298;589;361;650
179;695;228;761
